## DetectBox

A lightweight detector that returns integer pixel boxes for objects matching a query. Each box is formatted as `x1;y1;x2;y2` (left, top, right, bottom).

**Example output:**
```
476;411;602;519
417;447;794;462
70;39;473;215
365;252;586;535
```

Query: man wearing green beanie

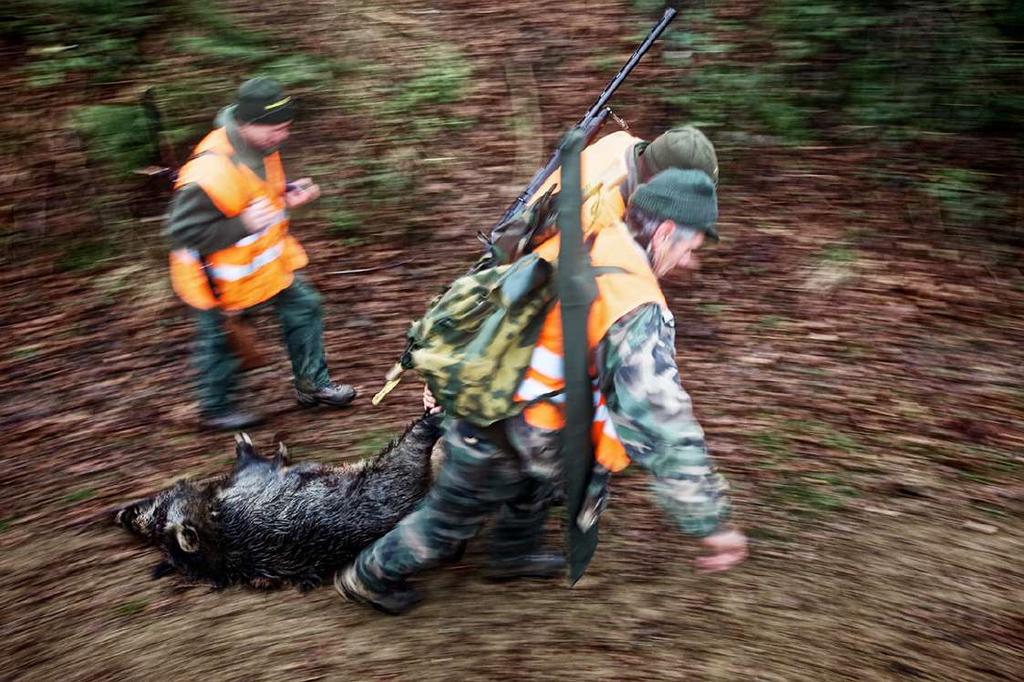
529;124;718;217
338;166;746;615
165;78;356;431
419;126;721;415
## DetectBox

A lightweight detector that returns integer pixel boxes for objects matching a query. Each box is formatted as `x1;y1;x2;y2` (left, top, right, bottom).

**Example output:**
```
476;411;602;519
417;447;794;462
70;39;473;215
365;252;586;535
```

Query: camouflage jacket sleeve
595;303;731;537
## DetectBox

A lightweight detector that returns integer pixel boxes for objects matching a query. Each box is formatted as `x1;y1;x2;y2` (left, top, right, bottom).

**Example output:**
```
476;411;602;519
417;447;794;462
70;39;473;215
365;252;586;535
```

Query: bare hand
695;526;748;573
423;385;443;415
240;198;278;234
285;177;320;209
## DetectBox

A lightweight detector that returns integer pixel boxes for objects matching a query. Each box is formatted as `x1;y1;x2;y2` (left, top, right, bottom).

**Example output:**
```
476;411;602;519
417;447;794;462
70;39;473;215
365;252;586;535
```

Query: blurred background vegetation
0;0;1021;267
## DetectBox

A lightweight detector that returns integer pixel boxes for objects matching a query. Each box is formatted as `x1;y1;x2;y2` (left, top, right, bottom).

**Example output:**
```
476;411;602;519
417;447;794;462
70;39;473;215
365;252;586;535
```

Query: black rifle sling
556;128;601;585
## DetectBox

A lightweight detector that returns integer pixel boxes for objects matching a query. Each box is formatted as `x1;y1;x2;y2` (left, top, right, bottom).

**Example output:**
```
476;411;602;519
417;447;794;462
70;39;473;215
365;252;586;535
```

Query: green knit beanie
233;78;295;125
630;168;719;241
637;125;719;185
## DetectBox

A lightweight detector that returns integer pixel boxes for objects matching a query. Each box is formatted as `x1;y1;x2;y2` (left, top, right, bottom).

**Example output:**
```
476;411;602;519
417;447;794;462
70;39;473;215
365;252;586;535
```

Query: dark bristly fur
116;414;443;589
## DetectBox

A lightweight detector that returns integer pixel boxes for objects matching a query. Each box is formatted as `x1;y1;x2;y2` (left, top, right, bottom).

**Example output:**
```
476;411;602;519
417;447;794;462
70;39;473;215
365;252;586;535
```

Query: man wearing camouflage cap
165;78;356;430
338;168;747;615
419;125;720;413
532;124;719;214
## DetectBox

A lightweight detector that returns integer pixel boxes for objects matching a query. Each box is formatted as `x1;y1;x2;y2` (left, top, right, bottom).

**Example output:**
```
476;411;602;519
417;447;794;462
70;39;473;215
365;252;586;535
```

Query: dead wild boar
115;414;442;589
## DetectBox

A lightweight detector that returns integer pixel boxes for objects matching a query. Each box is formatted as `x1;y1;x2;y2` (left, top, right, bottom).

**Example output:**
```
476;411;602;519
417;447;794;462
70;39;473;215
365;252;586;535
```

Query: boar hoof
274;441;291;466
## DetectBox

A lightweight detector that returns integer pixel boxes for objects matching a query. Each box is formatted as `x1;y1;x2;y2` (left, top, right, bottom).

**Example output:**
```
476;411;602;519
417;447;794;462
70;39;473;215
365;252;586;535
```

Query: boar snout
115;501;141;530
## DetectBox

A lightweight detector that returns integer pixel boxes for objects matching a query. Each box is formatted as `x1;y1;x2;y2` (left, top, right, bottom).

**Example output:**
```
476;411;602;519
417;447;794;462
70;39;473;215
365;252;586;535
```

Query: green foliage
72;104;154;174
9;344;42;360
752;430;793;462
697;302;725;315
58;239;118;272
8;0;177;85
919;168;1009;229
257;55;341;89
176;35;274;64
327;207;363;237
746;526;788;542
382;49;472;117
350;154;417;205
773;480;851;514
63;488;97;503
377;47;474;141
651;0;1024;142
820;246;856;264
175;30;342;89
116;599;148;616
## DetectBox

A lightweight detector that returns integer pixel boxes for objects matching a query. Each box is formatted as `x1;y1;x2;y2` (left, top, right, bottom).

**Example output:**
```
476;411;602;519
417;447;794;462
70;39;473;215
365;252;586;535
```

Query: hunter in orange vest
418;125;720;413
165;78;356;431
531;125;719;232
340;169;747;615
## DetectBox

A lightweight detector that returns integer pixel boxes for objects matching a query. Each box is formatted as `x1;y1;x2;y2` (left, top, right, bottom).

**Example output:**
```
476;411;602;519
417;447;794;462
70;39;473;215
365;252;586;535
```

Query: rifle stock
223;315;269;371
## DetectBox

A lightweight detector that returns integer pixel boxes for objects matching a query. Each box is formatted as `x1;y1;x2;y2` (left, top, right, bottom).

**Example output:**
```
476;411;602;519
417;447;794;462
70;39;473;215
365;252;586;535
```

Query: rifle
138;88;267;371
494;7;677;228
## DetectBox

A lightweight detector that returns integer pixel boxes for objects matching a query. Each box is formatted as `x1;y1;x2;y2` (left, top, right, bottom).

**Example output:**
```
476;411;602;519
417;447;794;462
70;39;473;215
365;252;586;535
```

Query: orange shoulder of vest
193;127;234;155
587;131;641;160
175;153;248;217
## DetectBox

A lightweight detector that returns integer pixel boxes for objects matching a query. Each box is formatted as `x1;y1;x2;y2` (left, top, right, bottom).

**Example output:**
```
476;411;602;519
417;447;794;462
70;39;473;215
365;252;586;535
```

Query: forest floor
0;1;1021;680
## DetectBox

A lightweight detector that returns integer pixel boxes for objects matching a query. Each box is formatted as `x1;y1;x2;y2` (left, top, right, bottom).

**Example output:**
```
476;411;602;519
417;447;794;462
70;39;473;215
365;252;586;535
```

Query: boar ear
274;441;290;466
175;524;200;554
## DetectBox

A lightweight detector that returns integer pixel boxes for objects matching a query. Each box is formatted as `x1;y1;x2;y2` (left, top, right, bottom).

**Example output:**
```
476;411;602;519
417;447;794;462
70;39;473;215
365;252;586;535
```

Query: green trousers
354;418;552;591
194;277;330;415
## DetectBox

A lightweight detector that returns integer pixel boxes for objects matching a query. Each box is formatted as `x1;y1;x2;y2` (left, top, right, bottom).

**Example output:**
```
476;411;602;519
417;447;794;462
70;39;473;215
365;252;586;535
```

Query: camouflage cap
630;168;719;241
637;125;719;186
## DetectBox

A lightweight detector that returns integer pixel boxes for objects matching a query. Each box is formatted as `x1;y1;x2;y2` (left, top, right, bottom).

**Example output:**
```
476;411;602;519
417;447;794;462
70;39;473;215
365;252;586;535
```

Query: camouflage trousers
353;418;553;592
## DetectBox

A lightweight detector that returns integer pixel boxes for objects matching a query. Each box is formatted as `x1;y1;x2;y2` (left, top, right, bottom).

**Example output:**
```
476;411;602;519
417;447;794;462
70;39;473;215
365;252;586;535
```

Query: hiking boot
296;382;357;408
334;564;422;616
200;409;264;431
484;551;566;582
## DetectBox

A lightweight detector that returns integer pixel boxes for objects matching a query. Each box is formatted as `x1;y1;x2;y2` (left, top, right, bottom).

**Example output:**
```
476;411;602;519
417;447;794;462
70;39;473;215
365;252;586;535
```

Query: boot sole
295;392;357;408
333;567;420;616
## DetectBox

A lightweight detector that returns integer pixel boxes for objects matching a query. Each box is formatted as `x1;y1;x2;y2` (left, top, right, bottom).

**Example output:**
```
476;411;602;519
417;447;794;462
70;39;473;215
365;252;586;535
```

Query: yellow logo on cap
265;96;291;111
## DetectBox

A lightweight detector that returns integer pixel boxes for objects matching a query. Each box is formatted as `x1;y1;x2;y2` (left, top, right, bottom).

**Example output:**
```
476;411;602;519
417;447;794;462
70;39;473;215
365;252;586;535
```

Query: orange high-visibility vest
531;130;639;241
532;130;641;204
168;128;308;311
513;220;667;472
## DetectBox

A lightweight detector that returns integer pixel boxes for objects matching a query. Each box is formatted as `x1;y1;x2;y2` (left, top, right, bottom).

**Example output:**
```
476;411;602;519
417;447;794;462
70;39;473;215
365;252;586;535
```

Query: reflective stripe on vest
168;127;307;311
514;220;667;473
207;239;285;282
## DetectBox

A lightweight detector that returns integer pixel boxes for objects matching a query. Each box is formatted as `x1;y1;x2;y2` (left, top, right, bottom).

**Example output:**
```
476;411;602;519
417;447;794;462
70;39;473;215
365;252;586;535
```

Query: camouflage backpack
373;190;561;426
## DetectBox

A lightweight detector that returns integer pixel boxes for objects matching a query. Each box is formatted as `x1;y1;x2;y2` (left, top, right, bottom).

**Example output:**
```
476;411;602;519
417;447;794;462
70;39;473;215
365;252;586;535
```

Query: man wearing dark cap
165;78;356;431
338;168;747;615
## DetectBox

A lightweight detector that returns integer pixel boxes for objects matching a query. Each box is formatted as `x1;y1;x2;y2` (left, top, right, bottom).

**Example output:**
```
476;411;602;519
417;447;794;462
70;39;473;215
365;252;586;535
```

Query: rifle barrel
495;7;678;226
580;7;677;128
